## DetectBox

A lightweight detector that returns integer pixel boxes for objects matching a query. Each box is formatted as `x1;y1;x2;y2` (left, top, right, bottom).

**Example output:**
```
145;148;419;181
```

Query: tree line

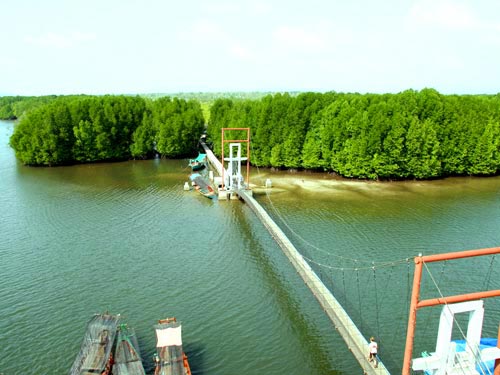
6;90;500;178
0;95;62;120
207;89;500;179
9;95;204;166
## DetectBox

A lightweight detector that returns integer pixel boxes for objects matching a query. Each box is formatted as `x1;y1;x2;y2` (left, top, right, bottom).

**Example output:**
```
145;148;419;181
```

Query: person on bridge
368;336;378;367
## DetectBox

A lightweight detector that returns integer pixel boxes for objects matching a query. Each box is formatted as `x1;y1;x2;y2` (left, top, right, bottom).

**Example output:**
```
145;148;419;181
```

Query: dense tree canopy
207;90;500;179
131;97;205;159
0;95;61;120
9;95;204;166
6;90;500;178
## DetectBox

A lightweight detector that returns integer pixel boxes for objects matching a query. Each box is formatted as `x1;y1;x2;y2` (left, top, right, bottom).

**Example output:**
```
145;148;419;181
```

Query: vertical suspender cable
356;266;364;333
342;268;347;307
372;263;381;340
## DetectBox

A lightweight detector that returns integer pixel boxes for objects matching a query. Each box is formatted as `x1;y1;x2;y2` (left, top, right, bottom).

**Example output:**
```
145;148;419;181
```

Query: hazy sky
1;0;499;96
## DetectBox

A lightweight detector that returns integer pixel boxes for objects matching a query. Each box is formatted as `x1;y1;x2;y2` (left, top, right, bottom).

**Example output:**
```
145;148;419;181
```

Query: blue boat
188;153;206;171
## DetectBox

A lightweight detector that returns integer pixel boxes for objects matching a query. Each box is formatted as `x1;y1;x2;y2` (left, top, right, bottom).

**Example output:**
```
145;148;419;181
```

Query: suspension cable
482;254;496;291
252;156;412;267
421;261;448;339
248;146;415;272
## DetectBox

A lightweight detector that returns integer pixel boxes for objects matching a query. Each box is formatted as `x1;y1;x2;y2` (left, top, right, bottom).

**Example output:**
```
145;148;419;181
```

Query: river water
1;119;499;375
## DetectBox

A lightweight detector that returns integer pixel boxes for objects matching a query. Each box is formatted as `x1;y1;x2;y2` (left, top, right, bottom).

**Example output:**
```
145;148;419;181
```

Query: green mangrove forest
3;89;500;179
208;90;500;179
6;95;204;165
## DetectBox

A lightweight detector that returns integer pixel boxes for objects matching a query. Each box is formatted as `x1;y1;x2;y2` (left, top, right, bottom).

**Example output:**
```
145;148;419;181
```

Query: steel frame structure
402;246;500;375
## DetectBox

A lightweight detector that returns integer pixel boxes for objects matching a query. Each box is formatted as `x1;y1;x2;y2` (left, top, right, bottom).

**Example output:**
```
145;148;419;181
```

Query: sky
1;0;500;96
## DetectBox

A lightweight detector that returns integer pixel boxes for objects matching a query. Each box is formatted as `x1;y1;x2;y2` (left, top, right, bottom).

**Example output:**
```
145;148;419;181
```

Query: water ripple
2;120;500;375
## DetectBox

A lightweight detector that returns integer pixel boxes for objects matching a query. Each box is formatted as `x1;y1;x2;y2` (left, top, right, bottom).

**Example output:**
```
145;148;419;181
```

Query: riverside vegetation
207;89;500;179
3;89;500;179
6;95;204;165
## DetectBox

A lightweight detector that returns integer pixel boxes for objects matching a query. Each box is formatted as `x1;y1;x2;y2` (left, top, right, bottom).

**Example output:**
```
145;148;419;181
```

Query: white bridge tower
219;128;251;200
224;143;247;191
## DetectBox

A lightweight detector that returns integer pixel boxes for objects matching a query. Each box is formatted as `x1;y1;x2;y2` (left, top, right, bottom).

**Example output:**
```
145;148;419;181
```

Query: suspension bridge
196;128;500;375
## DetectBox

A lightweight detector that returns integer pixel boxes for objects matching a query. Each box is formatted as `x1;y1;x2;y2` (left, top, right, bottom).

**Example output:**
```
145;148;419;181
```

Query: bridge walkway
200;142;390;375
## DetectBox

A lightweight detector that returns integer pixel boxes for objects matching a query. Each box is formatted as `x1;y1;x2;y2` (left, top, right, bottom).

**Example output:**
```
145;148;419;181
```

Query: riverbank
249;168;500;197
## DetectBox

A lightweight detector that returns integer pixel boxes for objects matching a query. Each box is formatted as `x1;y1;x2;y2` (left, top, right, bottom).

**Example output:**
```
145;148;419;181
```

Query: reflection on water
1;120;499;374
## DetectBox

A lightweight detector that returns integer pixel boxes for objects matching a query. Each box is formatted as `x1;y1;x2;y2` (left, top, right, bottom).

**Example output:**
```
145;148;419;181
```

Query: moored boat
153;317;192;375
112;323;146;375
188;153;206;171
189;172;216;199
69;313;120;375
